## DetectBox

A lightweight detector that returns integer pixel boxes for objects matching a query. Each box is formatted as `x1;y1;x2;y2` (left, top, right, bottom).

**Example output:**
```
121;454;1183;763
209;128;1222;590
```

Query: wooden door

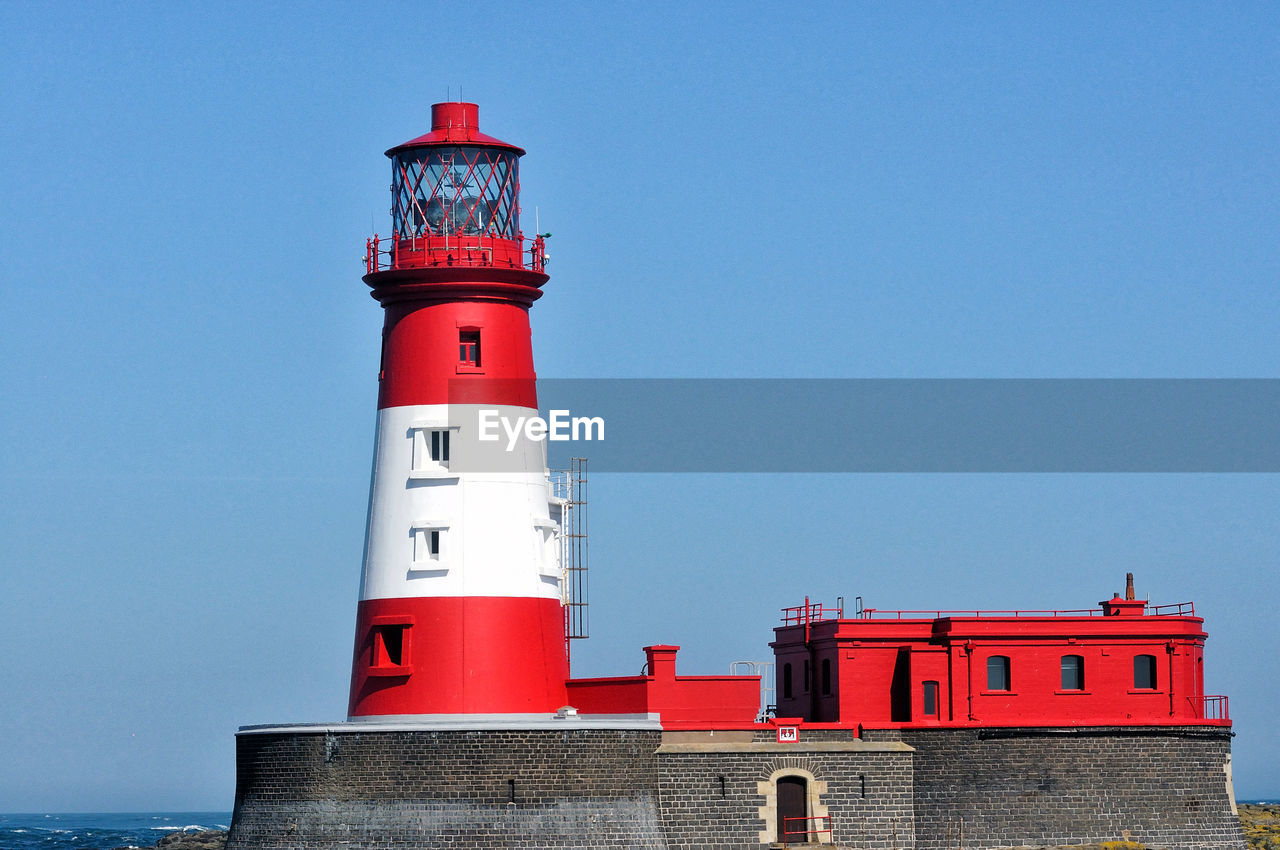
776;775;808;844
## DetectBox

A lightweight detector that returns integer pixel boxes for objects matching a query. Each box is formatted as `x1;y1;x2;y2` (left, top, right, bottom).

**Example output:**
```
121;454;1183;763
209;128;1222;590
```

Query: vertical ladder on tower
555;458;589;667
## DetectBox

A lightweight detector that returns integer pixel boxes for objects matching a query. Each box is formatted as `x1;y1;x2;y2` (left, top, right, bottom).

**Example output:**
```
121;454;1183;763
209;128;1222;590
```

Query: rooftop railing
781;600;1197;623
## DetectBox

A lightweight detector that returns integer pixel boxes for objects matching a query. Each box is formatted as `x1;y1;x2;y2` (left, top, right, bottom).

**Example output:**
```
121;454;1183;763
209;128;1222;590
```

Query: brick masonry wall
899;726;1245;850
225;728;667;849
657;747;915;850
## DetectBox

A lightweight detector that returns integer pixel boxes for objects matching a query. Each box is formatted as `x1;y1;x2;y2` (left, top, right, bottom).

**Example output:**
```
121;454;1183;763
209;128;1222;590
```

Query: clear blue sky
1;1;1278;810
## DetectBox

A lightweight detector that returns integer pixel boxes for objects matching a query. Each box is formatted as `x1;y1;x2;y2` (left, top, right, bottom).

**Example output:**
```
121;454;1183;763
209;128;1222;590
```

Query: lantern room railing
364;232;547;275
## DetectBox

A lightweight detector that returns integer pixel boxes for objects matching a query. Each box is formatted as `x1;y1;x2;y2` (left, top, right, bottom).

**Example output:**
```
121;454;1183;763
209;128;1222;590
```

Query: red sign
777;725;799;743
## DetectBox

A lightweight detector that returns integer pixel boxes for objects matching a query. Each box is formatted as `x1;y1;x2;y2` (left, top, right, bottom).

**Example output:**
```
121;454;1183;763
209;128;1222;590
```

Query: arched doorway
776;775;809;845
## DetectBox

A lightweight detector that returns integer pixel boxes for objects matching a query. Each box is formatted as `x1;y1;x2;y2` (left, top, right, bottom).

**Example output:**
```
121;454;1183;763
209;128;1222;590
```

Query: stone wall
225;727;667;850
656;730;915;849
226;723;1243;850
899;725;1245;850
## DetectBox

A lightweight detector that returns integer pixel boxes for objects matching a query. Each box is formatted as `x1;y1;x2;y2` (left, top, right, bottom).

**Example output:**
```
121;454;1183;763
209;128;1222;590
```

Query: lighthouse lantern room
350;102;564;720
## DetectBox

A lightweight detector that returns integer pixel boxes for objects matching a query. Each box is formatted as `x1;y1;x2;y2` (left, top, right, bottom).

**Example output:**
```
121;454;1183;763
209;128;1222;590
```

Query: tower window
1061;655;1085;690
410;425;455;475
821;658;831;696
782;663;793;700
986;656;1011;691
371;624;408;668
412;525;446;564
459;330;481;367
1134;654;1158;689
923;680;939;717
430;429;450;463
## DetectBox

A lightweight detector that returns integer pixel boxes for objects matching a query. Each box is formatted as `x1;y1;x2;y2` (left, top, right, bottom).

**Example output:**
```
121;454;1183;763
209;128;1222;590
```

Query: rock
153;830;227;850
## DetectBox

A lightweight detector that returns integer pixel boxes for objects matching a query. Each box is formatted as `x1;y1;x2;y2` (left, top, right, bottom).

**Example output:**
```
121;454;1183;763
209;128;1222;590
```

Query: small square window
411;426;456;474
371;624;407;668
412;526;446;564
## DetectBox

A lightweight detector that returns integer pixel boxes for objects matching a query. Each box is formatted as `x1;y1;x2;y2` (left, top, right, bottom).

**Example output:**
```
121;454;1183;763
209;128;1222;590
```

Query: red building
771;575;1229;730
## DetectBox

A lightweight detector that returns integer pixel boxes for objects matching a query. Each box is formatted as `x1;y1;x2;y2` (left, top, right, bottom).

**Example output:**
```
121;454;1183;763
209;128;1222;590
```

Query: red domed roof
385;102;525;157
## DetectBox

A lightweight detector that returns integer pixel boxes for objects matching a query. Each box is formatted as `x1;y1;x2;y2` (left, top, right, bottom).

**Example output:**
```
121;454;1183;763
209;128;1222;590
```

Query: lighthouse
348;101;566;718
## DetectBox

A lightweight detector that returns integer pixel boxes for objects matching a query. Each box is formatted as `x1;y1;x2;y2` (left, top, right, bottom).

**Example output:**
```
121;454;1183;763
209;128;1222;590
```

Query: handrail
1199;694;1229;720
855;601;1196;620
780;597;844;627
781;814;833;847
363;232;547;274
781;599;1198;624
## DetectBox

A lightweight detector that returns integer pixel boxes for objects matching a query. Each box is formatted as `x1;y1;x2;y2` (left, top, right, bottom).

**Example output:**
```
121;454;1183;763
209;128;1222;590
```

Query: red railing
364;232;547;275
858;601;1196;619
780;597;844;627
1198;695;1230;721
781;815;832;847
1147;601;1196;617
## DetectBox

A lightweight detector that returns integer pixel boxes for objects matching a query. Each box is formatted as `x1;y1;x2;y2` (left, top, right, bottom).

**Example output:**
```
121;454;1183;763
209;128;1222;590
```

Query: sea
0;813;231;850
2;803;1275;848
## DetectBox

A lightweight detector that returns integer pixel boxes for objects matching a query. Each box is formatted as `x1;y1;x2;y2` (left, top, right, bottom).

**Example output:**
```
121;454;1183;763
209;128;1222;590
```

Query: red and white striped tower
348;102;566;719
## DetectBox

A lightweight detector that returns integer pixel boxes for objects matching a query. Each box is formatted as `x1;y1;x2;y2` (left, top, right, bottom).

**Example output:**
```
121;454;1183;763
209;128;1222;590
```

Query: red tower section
349;103;565;719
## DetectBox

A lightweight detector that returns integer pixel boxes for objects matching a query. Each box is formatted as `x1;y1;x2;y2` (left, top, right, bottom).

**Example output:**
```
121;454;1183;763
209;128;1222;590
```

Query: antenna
535;206;540;234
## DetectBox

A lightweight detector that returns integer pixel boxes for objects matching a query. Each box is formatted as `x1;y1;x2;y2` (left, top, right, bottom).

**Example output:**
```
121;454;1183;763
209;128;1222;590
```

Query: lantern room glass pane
392;145;519;239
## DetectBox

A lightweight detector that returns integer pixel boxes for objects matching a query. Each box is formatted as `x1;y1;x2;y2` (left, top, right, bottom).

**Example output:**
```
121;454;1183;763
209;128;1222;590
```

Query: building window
782;663;793;700
1134;654;1158;689
923;680;939;717
987;656;1011;691
430;429;450;463
371;624;408;668
415;528;441;561
411;524;448;566
459;330;481;367
1061;655;1085;690
821;658;831;696
410;425;455;475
